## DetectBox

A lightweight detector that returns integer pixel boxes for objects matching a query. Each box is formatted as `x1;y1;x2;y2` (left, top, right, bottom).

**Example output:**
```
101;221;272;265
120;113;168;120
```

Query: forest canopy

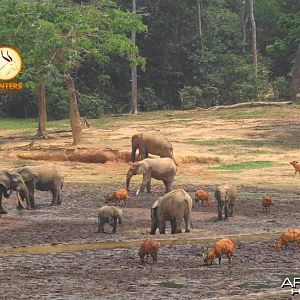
0;0;299;119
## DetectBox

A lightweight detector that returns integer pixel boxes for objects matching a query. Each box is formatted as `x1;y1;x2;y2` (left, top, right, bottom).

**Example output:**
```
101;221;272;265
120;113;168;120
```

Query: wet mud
0;183;299;299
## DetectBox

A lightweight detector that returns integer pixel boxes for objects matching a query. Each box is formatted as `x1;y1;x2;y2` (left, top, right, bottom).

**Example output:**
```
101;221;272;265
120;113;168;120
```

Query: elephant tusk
136;189;140;196
17;193;32;210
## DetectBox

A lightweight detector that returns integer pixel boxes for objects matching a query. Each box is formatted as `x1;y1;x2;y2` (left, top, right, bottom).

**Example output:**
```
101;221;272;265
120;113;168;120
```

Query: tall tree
130;0;138;114
0;0;146;144
37;83;47;138
197;0;203;49
249;0;258;75
291;44;300;101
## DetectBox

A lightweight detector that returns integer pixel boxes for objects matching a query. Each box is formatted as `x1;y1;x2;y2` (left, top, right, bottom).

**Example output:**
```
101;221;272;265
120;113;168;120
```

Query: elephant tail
170;150;178;166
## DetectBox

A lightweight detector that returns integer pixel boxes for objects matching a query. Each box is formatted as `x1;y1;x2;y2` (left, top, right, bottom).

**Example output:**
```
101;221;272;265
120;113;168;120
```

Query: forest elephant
97;205;123;233
131;133;176;164
126;157;177;195
150;189;192;235
15;164;64;208
0;169;31;214
214;184;237;220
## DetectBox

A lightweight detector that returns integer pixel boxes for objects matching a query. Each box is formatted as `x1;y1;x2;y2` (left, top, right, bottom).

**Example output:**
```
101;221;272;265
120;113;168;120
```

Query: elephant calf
126;157;177;195
215;184;237;220
150;189;192;235
97;206;123;233
15;164;64;208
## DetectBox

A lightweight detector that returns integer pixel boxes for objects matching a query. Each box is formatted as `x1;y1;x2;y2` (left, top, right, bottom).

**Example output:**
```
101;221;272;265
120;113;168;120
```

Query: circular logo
0;46;22;80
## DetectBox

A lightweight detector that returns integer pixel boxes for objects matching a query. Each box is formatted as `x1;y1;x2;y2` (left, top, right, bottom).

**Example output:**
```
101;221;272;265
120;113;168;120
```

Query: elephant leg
0;193;7;214
218;202;224;220
229;203;234;217
97;219;104;233
163;180;172;193
146;180;151;193
50;189;59;206
224;202;229;219
170;219;177;234
159;220;166;234
175;217;183;234
111;218;117;233
57;190;62;205
139;173;151;194
150;221;158;235
184;213;191;233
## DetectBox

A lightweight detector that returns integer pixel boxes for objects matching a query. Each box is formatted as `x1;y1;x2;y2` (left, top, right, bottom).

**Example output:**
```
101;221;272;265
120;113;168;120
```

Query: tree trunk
290;43;300;102
197;0;203;49
130;0;138;115
36;82;47;138
241;0;249;53
249;0;257;75
65;74;82;145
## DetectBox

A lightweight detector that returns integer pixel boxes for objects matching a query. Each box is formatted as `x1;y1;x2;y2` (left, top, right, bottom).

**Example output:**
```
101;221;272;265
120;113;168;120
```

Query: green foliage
139;87;166;111
272;77;290;99
179;86;206;109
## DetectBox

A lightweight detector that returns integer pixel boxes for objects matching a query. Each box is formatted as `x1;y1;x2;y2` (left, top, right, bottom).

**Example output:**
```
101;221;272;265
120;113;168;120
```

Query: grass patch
160;282;184;289
215;108;271;120
186;138;300;150
210;160;275;172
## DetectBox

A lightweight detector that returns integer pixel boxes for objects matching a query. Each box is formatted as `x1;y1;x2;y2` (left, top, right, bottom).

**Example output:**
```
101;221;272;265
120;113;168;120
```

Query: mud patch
14;148;132;164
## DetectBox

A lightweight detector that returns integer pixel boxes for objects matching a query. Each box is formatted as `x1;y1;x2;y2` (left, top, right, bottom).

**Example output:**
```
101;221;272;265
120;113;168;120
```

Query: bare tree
290;43;300;102
197;0;203;49
249;0;257;75
241;0;249;53
130;0;138;114
36;82;47;138
65;74;82;145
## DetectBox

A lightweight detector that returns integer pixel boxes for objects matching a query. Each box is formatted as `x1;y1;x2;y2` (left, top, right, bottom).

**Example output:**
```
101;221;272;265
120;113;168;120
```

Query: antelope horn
7;51;13;62
1;50;10;62
17;192;32;210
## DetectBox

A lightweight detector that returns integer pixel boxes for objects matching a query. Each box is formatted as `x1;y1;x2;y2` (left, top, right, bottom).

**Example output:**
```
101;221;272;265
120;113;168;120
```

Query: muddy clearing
2;107;300;299
0;183;299;299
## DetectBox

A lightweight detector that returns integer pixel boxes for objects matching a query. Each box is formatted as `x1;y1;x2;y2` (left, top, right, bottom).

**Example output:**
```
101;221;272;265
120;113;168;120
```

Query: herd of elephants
0;132;298;264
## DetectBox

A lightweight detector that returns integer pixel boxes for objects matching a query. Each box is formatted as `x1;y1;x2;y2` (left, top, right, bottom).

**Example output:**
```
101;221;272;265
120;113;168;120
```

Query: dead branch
197;101;293;111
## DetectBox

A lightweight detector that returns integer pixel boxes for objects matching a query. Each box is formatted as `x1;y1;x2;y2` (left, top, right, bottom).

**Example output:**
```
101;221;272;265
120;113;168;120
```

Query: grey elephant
150;189;192;235
0;169;31;214
131;133;176;163
214;184;237;220
126;157;177;195
97;205;123;233
15;164;64;208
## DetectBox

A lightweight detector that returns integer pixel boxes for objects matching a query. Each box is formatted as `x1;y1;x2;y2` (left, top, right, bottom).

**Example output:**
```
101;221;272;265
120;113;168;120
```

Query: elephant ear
0;170;11;190
15;167;36;183
152;200;159;209
137;162;150;174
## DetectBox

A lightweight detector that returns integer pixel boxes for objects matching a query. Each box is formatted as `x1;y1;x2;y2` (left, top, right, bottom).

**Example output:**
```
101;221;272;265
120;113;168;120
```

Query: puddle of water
160;282;184;289
0;231;281;257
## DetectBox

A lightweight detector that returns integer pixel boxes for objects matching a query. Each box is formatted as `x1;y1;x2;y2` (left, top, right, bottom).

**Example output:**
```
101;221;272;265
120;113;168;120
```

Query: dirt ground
1;107;300;299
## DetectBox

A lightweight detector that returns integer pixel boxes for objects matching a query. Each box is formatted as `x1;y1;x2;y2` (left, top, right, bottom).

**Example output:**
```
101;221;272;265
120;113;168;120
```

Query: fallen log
197;101;293;111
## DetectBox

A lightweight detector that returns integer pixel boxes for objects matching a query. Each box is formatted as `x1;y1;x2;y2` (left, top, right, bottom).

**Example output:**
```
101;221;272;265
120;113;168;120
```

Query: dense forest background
0;0;299;119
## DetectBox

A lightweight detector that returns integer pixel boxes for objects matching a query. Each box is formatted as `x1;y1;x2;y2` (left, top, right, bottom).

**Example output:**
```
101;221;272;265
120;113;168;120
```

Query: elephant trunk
131;147;137;163
118;215;122;225
150;207;158;235
126;173;132;191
